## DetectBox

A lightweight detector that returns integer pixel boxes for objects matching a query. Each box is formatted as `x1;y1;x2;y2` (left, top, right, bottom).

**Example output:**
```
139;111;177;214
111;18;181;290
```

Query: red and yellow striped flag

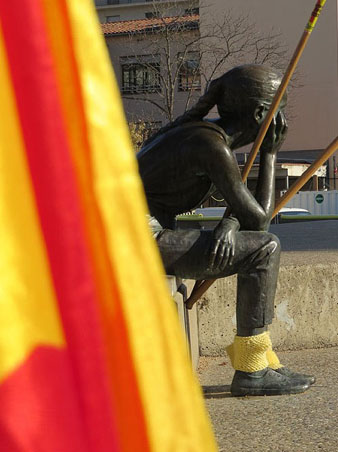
0;1;216;451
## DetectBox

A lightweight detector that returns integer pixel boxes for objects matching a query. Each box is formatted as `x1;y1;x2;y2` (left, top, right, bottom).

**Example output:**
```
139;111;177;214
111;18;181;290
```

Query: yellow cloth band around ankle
266;331;283;370
266;349;283;370
232;332;270;372
226;331;284;371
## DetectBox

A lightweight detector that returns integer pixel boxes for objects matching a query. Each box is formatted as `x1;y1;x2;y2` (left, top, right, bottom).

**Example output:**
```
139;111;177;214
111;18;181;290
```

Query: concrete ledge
197;251;338;356
167;277;199;368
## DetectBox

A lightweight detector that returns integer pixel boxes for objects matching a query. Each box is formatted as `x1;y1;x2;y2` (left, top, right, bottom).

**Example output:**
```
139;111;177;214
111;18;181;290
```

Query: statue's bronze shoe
231;368;310;397
274;367;315;385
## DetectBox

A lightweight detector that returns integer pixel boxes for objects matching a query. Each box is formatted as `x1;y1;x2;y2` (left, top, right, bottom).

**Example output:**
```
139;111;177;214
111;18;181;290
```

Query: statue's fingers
268;115;276;135
214;241;226;269
208;240;220;268
272;116;278;142
281;113;288;136
228;242;235;266
208;249;217;269
263;116;276;146
275;111;283;137
220;245;230;271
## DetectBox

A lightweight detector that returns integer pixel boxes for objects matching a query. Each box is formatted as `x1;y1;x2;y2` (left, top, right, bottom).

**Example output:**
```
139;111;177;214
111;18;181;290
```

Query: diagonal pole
186;135;337;309
273;136;338;216
185;0;327;309
242;0;327;181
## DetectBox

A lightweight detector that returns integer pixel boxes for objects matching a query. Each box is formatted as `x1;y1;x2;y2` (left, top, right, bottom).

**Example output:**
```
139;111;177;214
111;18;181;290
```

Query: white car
274;207;311;224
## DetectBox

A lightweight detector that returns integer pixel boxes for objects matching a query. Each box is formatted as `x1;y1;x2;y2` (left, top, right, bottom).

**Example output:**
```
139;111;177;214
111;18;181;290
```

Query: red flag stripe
0;347;90;452
38;1;152;449
0;3;119;451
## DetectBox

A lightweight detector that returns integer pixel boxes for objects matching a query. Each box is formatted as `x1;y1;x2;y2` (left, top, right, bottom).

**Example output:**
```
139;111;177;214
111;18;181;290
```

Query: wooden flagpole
242;0;327;181
185;0;328;309
273;136;338;216
186;135;337;309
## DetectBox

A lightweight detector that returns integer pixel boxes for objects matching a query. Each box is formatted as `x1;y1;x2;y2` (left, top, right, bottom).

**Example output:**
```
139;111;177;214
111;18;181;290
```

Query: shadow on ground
202;385;231;399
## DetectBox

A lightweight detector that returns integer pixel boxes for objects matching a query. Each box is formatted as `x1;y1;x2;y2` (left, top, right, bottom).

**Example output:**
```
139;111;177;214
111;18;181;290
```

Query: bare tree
128;118;162;151
116;1;296;123
118;1;201;122
200;9;289;86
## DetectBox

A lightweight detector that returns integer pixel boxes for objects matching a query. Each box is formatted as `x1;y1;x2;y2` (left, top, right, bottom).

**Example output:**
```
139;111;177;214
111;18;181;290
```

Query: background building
100;1;200;140
95;0;337;192
95;0;197;23
200;0;338;188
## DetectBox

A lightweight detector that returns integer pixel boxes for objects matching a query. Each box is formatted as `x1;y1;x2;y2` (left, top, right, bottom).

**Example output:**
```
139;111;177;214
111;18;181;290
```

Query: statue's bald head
215;64;286;119
142;64;287;147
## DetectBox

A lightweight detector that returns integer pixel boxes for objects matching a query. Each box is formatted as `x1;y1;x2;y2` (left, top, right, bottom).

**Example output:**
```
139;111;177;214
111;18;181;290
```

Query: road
269;220;338;252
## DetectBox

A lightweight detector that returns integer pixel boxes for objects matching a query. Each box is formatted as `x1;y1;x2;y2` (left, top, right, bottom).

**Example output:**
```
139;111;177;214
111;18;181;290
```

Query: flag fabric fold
0;1;217;451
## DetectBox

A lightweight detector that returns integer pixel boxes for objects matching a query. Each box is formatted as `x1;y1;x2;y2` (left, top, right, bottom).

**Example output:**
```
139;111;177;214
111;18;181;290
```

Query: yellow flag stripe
0;26;65;382
64;1;217;450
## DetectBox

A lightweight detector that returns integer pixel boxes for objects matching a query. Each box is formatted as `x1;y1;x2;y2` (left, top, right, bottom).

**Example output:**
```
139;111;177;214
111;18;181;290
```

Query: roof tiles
101;14;199;36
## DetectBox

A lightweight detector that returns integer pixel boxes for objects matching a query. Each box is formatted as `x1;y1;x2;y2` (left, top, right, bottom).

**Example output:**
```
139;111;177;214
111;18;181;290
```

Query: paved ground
197;347;338;452
269;220;338;251
195;220;338;450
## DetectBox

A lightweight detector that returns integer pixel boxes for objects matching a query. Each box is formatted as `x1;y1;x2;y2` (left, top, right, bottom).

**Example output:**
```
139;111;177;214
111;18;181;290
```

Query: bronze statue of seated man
137;64;314;396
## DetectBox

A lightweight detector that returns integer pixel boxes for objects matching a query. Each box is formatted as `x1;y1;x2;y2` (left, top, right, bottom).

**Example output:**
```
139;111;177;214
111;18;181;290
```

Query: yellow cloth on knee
226;331;283;371
231;332;270;372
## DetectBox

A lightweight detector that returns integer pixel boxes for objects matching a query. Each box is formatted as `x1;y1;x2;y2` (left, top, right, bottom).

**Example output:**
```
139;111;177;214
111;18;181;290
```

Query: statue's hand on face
208;217;240;271
260;111;288;155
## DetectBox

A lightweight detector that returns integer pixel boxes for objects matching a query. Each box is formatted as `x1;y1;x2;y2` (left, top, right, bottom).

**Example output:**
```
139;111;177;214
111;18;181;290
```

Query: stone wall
197;251;338;356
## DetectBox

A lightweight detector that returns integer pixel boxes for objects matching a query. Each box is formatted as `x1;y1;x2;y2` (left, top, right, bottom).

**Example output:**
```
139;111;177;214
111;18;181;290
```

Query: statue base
166;276;199;369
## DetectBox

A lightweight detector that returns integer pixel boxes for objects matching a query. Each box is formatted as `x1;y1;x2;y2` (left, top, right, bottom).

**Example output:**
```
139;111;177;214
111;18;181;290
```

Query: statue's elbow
243;213;270;232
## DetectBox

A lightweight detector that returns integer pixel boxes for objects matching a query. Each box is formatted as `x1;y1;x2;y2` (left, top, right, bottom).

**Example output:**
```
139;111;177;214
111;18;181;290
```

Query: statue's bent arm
190;133;274;231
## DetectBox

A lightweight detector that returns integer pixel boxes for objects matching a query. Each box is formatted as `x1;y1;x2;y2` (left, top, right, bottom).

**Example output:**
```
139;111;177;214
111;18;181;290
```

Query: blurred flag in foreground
0;1;216;451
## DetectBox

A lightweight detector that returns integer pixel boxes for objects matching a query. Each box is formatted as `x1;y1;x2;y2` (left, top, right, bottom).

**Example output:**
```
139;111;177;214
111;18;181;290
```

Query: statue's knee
251;233;281;267
266;233;281;256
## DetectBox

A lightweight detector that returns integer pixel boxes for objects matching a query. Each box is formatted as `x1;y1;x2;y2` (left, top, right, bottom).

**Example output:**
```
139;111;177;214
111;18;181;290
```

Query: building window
107;0;120;5
145;12;160;19
106;15;120;22
121;56;161;94
184;8;199;16
177;51;201;91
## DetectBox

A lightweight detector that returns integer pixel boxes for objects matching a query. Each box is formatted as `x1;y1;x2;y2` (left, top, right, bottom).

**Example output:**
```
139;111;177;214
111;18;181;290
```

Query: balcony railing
95;0;163;6
95;0;172;6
